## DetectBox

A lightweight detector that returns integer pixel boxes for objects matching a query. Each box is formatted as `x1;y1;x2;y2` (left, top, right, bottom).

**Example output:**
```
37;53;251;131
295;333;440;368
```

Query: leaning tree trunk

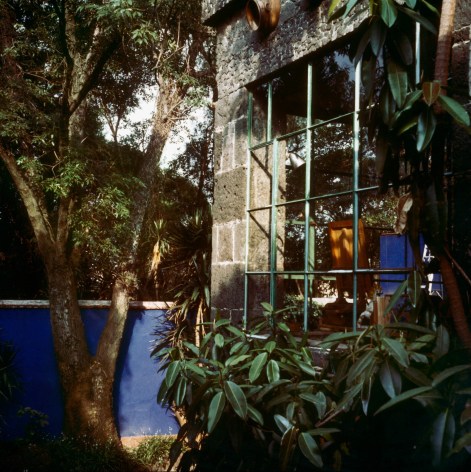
431;0;471;351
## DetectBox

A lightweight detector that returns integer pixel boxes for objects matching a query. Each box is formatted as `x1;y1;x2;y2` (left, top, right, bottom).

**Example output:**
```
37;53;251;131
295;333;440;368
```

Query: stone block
212;166;247;223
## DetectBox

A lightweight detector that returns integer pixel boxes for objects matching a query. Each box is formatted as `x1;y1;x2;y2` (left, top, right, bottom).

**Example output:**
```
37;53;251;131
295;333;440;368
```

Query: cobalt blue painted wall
0;306;178;439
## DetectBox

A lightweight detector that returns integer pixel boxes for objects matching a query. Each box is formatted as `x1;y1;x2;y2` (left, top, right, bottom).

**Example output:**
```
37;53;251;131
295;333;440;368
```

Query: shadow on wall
0;306;178;440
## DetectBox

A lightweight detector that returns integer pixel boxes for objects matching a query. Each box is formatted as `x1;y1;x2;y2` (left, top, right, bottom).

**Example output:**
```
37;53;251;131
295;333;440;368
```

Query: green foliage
154;306;334;472
129;434;178;470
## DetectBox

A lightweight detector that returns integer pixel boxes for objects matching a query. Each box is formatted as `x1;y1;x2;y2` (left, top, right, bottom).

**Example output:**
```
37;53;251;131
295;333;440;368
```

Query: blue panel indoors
0;306;177;440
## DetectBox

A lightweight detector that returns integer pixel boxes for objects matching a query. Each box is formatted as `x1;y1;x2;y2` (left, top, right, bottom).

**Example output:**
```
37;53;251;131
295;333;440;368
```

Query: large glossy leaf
374;386;433;415
207;391;226;433
320;331;361;346
224;380;247;419
388;60;408;108
266;359;280;383
379;359;402;398
431;409;456;467
380;86;396;126
380;0;398;27
437;95;471;127
165;361;180;388
185;361;206;378
225;354;251;367
299;392;327;418
275;414;292;434
298;432;323;468
174;376;187;406
417;107;437;151
347;349;377;385
265;340;277;353
249;352;268;383
335;382;363;412
382;337;409;368
214;333;224;348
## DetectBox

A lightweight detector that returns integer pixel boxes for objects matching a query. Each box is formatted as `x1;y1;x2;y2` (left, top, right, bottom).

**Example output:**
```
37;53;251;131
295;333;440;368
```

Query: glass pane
246;274;270;323
251;84;269;146
272;63;308;135
312;45;355;121
311;121;353;197
247;208;271;271
278;133;307;204
249;146;272;209
281;202;306;271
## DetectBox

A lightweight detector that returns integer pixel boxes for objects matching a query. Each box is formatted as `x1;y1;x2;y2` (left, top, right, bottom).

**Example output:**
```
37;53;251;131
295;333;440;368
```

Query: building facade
203;0;471;330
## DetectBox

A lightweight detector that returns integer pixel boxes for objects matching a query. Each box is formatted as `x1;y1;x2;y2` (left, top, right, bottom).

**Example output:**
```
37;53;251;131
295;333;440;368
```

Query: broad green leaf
224;380;247;419
247;404;264;425
215;318;231;328
207;391;226;433
397;115;419;135
297;360;319;377
274;413;292;434
388;60;408;108
320;331;361;345
249;352;268;383
404;0;416;7
298;432;323;468
265;340;276;353
214;333;225;348
437;95;471;127
183;341;199;356
347;349;377;385
382;337;409;368
267;359;280;383
230;341;247;355
307;427;341;436
431;409;456;467
374;386;433;415
410;352;428;364
174;376;187;406
380;85;396;125
422;80;441;106
280;426;298;471
225;354;251;367
260;302;273;313
432;364;471;388
354;26;373;66
226;325;245;337
185;361;206;378
256;379;290;401
342;0;361;19
403;366;432;387
380;0;398;27
379;359;402;398
200;331;213;349
165;361;180;388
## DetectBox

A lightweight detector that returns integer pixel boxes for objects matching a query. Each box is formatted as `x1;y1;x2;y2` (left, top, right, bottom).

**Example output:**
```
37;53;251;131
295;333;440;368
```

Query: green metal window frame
244;31;423;331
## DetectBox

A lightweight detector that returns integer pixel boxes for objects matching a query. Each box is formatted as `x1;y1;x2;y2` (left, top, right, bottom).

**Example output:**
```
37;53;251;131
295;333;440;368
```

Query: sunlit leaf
267;359;280;383
165;361;180;388
249;352;268;383
214;333;224;348
224;380;247;419
298;432;323;468
265;340;276;353
207;391;226;433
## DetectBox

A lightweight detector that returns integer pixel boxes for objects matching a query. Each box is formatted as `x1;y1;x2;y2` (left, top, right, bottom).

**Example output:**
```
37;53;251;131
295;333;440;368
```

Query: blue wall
0;305;178;439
